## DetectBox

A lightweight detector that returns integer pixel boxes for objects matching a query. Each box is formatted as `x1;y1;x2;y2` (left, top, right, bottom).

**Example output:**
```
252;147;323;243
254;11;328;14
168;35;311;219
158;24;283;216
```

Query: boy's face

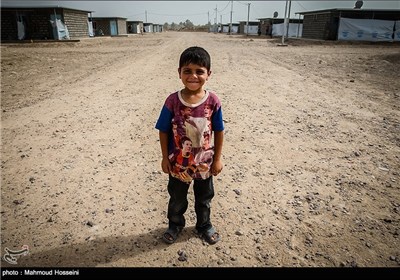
178;63;211;93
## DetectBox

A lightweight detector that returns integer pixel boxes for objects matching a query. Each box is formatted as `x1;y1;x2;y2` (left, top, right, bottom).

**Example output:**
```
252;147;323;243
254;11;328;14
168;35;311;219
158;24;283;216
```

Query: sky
2;1;399;25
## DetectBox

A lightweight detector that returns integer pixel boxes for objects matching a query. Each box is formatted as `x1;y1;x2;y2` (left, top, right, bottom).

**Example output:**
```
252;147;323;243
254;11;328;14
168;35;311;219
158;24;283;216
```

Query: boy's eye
183;69;206;75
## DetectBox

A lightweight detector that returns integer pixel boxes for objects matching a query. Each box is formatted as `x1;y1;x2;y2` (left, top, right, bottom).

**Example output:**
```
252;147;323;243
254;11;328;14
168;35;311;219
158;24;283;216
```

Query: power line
219;11;231;17
235;1;248;7
218;1;231;13
250;3;265;19
294;1;307;11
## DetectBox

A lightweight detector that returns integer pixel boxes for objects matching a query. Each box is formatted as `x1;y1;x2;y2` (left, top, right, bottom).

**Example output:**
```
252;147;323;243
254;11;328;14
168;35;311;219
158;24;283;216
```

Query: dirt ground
1;32;399;268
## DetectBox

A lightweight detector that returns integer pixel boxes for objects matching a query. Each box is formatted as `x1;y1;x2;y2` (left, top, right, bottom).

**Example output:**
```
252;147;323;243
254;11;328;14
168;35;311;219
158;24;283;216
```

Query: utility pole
220;14;222;32
229;1;233;35
145;10;147;23
215;5;217;33
286;0;292;39
279;0;289;46
246;3;250;36
208;11;210;32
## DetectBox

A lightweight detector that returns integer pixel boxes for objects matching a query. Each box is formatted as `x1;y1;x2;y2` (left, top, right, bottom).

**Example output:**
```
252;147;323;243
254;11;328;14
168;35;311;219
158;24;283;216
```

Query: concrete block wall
63;9;89;38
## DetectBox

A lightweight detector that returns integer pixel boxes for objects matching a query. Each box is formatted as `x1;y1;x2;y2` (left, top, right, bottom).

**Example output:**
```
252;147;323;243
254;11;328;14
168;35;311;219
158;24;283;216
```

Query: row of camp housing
213;8;400;42
1;6;162;41
210;18;303;38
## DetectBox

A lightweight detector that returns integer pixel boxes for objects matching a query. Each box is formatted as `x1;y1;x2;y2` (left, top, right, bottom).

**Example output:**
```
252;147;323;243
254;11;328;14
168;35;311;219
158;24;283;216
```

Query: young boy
155;46;224;245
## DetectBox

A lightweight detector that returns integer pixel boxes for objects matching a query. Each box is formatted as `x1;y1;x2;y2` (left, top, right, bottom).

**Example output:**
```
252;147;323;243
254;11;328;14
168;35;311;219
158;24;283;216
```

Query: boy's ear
178;68;181;78
207;70;212;80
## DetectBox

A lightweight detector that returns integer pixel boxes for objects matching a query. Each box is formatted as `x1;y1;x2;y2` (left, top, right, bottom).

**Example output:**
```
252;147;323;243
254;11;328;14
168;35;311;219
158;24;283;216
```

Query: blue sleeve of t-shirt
212;107;224;131
155;105;173;133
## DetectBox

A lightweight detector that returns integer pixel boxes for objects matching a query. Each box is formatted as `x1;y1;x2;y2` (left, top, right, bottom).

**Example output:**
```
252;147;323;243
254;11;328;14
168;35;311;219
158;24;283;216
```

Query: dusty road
1;32;399;267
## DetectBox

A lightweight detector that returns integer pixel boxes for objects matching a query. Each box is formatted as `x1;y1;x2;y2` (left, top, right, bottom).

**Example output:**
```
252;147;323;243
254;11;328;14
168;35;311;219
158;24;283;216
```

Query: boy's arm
159;131;171;174
211;130;224;176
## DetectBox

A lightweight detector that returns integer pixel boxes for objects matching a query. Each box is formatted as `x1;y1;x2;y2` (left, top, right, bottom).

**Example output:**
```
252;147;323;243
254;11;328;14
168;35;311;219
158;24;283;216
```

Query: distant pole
208;11;210;32
286;0;292;39
281;0;288;45
246;3;250;36
220;14;222;32
297;13;301;38
215;5;217;33
229;0;233;35
145;10;147;23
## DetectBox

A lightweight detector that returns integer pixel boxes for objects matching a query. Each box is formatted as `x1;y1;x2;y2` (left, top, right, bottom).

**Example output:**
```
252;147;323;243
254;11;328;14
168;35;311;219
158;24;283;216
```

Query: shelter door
110;20;118;35
50;14;62;39
16;14;27;40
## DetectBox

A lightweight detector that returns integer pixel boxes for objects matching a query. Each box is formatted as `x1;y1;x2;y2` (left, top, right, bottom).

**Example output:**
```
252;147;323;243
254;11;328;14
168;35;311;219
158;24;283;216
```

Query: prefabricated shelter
258;17;303;37
1;6;92;41
91;17;127;36
222;24;229;33
221;23;240;34
295;8;400;41
143;23;154;33
238;21;260;35
127;20;143;34
230;23;240;34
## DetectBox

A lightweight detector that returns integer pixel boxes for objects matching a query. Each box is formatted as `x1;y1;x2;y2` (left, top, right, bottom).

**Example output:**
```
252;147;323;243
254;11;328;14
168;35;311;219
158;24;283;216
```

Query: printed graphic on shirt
164;91;221;183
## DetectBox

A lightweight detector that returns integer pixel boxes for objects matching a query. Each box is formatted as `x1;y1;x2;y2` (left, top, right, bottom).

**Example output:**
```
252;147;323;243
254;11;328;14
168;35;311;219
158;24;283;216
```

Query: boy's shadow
9;226;197;267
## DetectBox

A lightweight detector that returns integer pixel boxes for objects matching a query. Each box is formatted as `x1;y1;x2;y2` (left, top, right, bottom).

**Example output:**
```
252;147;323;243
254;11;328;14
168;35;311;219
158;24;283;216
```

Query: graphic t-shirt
155;90;224;183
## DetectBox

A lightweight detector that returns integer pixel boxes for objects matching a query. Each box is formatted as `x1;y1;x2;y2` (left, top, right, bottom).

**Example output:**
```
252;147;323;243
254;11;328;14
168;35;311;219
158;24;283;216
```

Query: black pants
167;175;214;233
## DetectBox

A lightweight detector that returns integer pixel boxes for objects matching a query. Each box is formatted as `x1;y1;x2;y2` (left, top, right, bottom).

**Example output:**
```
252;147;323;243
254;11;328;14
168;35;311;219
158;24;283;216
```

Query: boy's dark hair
179;46;211;71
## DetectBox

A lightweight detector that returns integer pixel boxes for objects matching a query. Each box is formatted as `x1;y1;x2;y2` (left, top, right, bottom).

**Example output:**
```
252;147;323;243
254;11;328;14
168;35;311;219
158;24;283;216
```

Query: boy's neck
181;88;206;104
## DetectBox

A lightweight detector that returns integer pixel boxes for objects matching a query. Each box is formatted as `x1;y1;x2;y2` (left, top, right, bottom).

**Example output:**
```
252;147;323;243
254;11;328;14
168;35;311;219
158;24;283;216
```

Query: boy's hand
161;157;171;174
211;159;223;176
